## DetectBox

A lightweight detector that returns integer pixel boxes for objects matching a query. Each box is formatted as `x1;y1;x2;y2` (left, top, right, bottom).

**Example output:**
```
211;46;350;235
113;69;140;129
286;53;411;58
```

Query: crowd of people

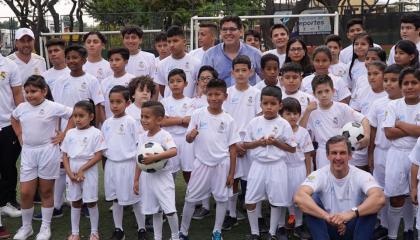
0;12;419;240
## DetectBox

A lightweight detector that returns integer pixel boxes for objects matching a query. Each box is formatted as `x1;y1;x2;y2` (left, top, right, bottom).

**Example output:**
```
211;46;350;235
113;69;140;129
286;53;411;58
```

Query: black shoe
222;216;238;231
267;234;278;240
275;227;288;240
247;234;261;240
110;228;125;240
9;200;21;210
137;228;146;240
179;232;189;240
258;217;268;234
373;226;388;240
294;225;311;239
404;230;414;240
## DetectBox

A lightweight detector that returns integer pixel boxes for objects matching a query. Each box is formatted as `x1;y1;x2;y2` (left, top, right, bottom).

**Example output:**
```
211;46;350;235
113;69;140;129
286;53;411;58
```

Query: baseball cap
15;28;35;40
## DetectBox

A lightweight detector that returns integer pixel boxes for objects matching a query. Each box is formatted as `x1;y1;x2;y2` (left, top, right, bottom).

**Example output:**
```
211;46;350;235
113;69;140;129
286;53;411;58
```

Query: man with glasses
202;16;262;86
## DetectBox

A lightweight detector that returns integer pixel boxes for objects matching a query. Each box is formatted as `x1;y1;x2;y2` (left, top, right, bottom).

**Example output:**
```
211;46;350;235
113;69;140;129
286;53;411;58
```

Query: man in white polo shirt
8;28;46;83
294;135;385;239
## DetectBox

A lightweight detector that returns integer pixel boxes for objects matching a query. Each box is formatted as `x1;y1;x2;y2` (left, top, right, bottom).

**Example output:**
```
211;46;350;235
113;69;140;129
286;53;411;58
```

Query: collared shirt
202;42;262;86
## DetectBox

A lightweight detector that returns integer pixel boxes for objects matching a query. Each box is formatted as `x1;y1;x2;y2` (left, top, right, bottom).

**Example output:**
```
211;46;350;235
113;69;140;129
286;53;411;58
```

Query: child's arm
411;164;419;205
227;144;237;188
141;147;177;165
10;116;22;145
367;126;377;172
160;116;185;127
384;127;408;140
134;166;142;195
62;153;77;182
395;121;420;137
299;101;317;128
95;104;105;127
357;118;371;149
76;151;103;181
266;136;296;153
52;117;75;145
186;125;199;143
243;137;266;150
304;152;313;176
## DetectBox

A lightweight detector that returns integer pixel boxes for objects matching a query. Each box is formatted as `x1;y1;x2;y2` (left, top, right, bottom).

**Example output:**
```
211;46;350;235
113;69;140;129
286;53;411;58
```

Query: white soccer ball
137;141;168;172
341;121;365;150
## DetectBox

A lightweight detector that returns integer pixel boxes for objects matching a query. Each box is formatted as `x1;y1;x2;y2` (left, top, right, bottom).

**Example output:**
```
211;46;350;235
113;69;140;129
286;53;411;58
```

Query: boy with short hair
154;32;170;62
83;31;113;83
325;34;347;78
135;101;180;240
222;55;261;231
300;74;370;169
189;22;218;62
155;25;201;98
244;30;262;50
244;86;297;240
101;47;135;119
42;38;70;90
264;24;289;67
255;54;281;91
179;79;240;240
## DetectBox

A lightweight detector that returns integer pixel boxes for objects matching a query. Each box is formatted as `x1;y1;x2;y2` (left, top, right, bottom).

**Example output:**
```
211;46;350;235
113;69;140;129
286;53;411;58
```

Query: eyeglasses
199;76;213;81
290;47;304;52
221;27;239;33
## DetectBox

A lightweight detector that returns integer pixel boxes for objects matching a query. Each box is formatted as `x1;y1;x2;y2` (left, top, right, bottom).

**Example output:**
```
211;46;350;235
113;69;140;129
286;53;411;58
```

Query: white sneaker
2;203;21;217
35;225;51;240
13;226;33;240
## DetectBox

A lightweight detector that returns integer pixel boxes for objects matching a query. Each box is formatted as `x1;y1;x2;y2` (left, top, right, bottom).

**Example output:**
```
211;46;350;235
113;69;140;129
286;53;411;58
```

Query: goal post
189;12;339;50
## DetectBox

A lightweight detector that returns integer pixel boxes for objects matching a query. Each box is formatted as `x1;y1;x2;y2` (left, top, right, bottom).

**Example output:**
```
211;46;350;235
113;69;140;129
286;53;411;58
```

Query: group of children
2;12;420;240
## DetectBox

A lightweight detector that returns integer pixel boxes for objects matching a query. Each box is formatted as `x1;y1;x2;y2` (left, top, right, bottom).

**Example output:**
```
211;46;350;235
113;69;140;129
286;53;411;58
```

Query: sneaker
90;232;100;240
258;218;268;234
404;230;414;240
275;227;288;240
373;226;388;240
110;228;125;240
267;234;278;240
2;202;21;217
192;207;210;220
10;201;21;210
137;228;146;240
294;225;311;239
35;225;51;240
67;234;80;240
82;204;90;218
33;207;64;220
0;226;11;239
247;234;260;240
179;232;189;240
211;230;223;240
13;226;33;240
236;210;247;221
222;216;238;231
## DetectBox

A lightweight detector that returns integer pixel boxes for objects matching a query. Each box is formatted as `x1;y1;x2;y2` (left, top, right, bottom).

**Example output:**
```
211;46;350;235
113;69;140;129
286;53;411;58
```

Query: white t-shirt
301;73;351;102
282;90;316;116
12;100;73;148
155;54;201;98
126;50;156;77
302;165;380;214
138;129;177;172
190;95;208;111
101;114;138;161
329;62;347;78
187;107;240;166
350;77;387;115
83;59;113;83
126;103;145;136
101;72;135;118
345;59;367;91
42;67;70;91
61;126;107;161
367;96;394;149
7;52;46;83
286;126;314;167
223;86;261;133
383;98;420;150
161;96;193;136
409;137;420;179
189;47;206;63
263;49;286;67
254;79;282;91
245;115;296;163
0;55;21;128
339;43;382;64
387;41;420;65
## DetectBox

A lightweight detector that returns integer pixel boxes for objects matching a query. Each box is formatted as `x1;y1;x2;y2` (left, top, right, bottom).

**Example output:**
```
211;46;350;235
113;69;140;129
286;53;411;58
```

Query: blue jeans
305;194;377;240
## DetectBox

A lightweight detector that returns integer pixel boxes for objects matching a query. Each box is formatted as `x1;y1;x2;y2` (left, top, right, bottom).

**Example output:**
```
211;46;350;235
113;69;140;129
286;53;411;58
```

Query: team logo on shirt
315;120;321;126
39;109;45;116
199;121;208;129
185;62;189;70
271;126;279;135
82;137;88;146
218;121;225;133
97;68;104;78
118;124;125;135
416;113;420;125
247;96;253;106
34;67;40;75
139;61;145;70
0;71;6;80
80;82;87;91
333;117;339;126
306;175;316;182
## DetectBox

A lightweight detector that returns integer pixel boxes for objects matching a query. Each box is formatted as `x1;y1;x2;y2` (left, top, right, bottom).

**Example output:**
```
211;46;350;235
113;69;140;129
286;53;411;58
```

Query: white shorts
384;147;411;197
104;159;140;205
286;163;307;203
140;170;176;214
168;135;194;173
185;160;232;203
20;144;61;182
246;160;290;207
66;160;99;203
416;184;420;230
373;147;388;188
236;154;252;180
315;148;329;169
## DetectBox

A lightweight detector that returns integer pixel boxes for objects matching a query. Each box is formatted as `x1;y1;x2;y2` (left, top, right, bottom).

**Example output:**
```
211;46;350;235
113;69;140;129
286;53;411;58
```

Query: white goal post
39;29;162;68
190;12;339;50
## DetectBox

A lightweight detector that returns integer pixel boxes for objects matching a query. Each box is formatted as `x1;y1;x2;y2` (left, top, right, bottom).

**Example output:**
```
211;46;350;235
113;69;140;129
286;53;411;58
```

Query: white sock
180;201;195;236
256;202;262;218
202;198;210;210
270;206;283;235
167;214;180;240
133;202;145;230
112;202;124;230
41;207;54;228
228;194;238;218
387;206;403;239
214;201;227;233
54;170;66;209
247;208;259;235
71;207;81;235
153;212;163;240
88;205;99;234
277;207;286;228
403;198;414;231
295;206;303;227
380;198;389;228
21;207;34;228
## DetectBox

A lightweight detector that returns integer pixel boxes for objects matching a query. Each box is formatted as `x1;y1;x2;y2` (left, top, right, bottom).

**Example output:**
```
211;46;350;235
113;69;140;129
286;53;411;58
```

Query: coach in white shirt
294;135;385;239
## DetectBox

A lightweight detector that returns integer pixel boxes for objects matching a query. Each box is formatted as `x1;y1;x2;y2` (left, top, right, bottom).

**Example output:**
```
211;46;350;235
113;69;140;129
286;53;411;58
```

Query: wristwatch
351;207;359;218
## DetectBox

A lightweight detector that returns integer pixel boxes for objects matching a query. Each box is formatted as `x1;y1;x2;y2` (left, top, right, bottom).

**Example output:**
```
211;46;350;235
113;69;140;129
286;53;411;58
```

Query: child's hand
226;174;234;188
181;117;190;128
76;169;85;182
265;136;278;146
141;153;157;165
189;125;199;139
68;172;78;182
411;188;418;205
237;143;246;157
256;137;267;147
306;101;318;112
134;180;140;195
357;136;369;149
51;130;64;145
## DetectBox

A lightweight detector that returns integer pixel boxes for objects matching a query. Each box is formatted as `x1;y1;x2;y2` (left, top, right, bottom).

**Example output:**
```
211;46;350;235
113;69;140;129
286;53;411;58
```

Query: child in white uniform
134;101;179;240
11;76;73;240
409;137;420;239
101;86;146;240
345;33;373;91
82;31;113;83
62;100;107;240
325;35;347;78
255;54;282;91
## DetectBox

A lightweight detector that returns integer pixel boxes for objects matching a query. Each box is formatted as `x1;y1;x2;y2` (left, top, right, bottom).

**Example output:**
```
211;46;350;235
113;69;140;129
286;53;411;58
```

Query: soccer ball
341;121;364;150
137;141;168;172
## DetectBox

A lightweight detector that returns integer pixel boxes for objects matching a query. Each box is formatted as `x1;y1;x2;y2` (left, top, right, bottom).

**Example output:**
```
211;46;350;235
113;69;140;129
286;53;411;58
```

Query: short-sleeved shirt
387;41;420;65
302;165;380;214
126;50;156;77
0;55;22;128
202;42;262;86
254;80;282;91
301;73;351;102
61;126;107;161
161;96;193;136
7;52;46;83
83;59;113;83
345;59;366;90
42;67;70;91
189;47;206;63
286;126;314;167
367;96;394;149
263;49;286;68
282;90;316;116
339;43;382;64
329;62;347;78
409;137;420;179
350;76;387;115
126;103;145;136
101;72;135;118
